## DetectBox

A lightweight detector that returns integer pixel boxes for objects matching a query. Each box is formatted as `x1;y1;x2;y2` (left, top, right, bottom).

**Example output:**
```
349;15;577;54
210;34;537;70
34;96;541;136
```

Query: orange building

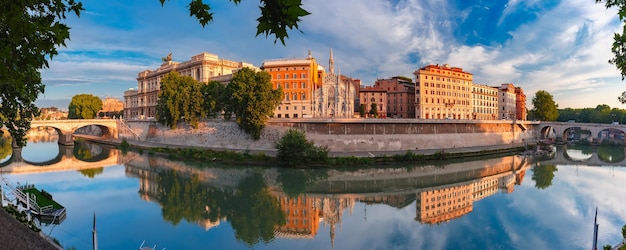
274;195;321;239
415;185;473;224
515;87;527;120
359;86;387;117
374;77;416;118
261;51;322;119
413;64;473;119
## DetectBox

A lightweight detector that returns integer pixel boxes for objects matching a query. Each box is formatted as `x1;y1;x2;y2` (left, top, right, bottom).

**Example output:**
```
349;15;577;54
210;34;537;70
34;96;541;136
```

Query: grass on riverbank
118;139;527;168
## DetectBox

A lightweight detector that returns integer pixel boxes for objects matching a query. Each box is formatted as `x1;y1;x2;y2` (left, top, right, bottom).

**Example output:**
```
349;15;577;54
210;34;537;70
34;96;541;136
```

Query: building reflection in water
124;153;530;246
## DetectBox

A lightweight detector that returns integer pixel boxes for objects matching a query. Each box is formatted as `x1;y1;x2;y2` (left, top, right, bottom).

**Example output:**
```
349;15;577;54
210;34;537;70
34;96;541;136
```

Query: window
294;114;298;118
301;73;306;78
302;82;306;88
302;93;306;100
293;93;297;100
277;74;281;79
285;114;289;118
293;73;297;79
285;74;289;79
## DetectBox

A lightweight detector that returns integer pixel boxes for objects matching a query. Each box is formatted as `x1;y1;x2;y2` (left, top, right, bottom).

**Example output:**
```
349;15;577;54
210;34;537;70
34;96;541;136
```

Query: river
0;136;625;250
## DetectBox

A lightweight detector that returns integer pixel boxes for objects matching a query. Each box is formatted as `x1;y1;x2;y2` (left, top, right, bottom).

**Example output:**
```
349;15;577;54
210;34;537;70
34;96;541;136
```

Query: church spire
329;48;334;75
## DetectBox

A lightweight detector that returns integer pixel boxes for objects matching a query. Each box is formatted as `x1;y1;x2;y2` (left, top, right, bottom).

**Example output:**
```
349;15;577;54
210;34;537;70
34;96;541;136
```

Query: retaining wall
124;119;539;153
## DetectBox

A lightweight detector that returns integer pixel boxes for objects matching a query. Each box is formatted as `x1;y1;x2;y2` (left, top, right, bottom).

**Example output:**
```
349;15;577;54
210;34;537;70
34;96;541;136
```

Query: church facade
313;49;355;118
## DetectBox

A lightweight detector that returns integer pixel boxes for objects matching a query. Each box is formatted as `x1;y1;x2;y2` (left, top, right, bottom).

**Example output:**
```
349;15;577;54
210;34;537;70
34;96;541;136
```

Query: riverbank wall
120;119;539;155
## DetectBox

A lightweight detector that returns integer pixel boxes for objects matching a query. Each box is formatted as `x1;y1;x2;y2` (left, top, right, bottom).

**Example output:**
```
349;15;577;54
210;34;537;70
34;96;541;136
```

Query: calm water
0;138;625;250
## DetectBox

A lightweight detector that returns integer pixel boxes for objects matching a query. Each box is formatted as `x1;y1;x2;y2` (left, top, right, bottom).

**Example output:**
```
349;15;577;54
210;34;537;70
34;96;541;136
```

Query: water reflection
124;152;531;245
2;140;626;249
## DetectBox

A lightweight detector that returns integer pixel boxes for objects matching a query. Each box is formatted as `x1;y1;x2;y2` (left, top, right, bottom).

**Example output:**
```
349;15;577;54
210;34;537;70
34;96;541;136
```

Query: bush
276;129;328;166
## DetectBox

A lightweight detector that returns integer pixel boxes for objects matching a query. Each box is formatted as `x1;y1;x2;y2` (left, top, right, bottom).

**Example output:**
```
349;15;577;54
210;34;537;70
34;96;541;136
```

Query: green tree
202;81;226;118
224;67;282;139
622;223;626;238
532;164;558;189
597;1;626;80
531;90;559;121
0;0;83;146
369;103;378;117
68;94;103;119
275;129;328;166
359;104;367;117
155;72;205;129
159;0;309;45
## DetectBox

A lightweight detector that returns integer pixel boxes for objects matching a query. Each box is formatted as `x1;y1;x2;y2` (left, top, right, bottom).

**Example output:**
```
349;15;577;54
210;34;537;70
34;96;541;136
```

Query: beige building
471;84;498;120
124;52;256;119
414;64;473;119
495;83;517;120
359;86;387;117
98;97;125;118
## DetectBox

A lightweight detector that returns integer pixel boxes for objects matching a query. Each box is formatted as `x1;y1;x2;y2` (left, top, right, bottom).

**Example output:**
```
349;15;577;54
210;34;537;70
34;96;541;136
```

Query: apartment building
374;77;416;118
515;87;527;121
414;64;473;119
261;51;321;118
471;84;498;120
495;83;517;120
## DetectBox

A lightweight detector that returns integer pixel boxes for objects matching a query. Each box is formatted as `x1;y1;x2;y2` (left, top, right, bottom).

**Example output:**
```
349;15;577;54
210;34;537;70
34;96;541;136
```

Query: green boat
15;184;66;224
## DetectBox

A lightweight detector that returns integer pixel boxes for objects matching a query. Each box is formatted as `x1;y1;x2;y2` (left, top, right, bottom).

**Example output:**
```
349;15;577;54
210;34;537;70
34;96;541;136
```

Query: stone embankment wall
122;119;539;154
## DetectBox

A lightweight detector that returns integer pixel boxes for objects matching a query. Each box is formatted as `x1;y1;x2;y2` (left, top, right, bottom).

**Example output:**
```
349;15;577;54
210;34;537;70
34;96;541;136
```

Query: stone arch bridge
9;119;119;146
539;121;626;144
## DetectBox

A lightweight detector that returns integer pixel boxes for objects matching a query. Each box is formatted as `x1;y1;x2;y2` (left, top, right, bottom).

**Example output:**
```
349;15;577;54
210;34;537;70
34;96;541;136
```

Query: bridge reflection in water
123;152;532;245
0;140;122;174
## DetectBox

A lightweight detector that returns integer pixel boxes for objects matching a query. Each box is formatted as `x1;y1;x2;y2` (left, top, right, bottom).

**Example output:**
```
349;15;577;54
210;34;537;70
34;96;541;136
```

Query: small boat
14;184;66;224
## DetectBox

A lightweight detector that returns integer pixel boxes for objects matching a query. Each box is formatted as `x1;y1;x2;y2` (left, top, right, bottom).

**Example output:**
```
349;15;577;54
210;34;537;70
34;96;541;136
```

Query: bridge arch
28;119;118;146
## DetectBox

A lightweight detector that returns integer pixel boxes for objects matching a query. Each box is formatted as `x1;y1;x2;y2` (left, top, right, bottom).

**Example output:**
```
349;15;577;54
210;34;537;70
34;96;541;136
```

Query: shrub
276;129;328;166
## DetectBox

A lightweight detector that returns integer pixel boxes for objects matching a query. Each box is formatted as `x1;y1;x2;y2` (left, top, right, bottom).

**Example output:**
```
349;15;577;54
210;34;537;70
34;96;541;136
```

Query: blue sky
38;0;625;111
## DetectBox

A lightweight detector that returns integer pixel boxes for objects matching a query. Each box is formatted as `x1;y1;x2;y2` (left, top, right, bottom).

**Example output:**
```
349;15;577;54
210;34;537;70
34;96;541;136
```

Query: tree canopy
557;105;626;123
531;90;559;121
156;72;206;129
0;0;83;146
159;0;310;45
224;67;282;139
68;94;103;119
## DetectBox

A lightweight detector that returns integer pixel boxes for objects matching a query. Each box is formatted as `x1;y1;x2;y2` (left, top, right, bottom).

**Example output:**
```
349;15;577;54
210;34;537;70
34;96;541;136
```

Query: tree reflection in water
277;168;328;197
532;164;557;189
157;170;286;246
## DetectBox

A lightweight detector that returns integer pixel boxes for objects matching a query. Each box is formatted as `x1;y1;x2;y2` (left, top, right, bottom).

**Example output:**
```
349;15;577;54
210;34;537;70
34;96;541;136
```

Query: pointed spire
329;48;334;75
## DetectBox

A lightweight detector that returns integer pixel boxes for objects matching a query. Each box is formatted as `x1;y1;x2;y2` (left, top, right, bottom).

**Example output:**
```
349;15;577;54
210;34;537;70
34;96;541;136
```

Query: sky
37;0;626;111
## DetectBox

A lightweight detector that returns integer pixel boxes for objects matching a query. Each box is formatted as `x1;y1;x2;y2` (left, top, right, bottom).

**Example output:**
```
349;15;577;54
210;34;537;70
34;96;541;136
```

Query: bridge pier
58;133;74;146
